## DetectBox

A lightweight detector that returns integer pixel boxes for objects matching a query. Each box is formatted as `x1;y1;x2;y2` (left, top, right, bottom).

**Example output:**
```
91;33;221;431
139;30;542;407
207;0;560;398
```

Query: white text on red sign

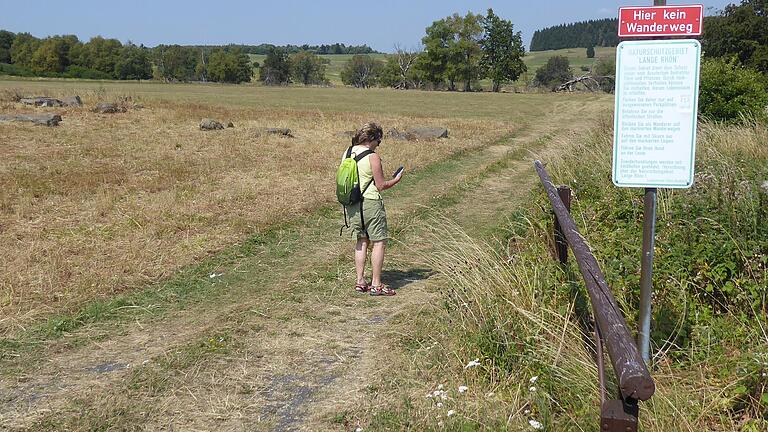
618;5;703;38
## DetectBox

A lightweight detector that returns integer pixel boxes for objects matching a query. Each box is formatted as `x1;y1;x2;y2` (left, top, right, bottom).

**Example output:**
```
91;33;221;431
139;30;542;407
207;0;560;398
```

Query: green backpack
336;146;374;234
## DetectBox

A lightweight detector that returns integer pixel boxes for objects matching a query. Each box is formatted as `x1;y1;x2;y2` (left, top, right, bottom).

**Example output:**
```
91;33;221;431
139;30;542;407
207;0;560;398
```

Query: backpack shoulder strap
345;146;354;158
354;149;374;162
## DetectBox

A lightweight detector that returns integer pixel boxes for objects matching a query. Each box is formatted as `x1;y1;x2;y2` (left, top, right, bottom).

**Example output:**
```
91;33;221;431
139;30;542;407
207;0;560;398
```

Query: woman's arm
369;153;402;191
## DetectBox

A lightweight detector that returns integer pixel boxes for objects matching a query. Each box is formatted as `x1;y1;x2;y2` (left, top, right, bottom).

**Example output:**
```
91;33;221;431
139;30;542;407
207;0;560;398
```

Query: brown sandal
355;283;370;293
369;284;396;296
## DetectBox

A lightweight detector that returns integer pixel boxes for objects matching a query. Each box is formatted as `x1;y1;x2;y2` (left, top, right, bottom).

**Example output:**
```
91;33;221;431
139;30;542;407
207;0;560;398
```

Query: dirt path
0;98;607;431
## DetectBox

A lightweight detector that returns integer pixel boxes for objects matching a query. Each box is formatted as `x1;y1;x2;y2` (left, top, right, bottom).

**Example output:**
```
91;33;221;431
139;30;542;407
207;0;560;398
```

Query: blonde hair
352;122;383;146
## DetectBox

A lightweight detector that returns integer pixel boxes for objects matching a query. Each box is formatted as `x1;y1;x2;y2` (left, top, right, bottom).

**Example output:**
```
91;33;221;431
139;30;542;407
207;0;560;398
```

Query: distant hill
530;18;619;51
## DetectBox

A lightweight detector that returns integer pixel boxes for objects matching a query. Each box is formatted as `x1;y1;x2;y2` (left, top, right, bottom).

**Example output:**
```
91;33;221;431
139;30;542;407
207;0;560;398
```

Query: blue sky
0;0;735;51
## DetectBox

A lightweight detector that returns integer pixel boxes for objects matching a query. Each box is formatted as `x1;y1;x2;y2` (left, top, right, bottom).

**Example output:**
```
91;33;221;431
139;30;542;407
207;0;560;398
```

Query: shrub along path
0;97;608;431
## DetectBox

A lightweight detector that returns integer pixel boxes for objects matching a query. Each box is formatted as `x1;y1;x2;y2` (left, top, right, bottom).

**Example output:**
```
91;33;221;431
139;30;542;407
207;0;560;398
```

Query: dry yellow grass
0;90;518;335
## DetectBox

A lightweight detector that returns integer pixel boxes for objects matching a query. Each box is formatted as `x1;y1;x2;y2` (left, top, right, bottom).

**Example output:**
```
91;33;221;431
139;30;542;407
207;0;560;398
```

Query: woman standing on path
344;122;403;296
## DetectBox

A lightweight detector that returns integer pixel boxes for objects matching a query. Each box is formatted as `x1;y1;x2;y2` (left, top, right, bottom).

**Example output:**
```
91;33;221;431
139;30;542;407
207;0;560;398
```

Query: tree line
530;19;619;51
191;43;377;55
260;9;527;92
0;31;256;83
0;31;379;83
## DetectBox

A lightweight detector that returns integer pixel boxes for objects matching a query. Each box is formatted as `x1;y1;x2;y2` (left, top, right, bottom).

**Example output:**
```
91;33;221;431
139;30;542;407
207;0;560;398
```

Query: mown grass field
0;79;602;336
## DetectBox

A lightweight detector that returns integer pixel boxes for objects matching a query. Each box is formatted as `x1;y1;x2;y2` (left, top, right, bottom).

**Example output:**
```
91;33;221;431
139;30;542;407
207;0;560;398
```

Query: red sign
618;5;703;37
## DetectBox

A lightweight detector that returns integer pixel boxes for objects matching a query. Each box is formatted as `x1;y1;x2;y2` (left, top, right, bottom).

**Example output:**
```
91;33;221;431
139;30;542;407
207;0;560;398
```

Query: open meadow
0;79;603;336
0;79;615;430
0;74;763;431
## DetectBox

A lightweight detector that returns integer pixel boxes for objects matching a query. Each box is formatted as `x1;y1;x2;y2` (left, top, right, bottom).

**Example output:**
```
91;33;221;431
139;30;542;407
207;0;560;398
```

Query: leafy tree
288;51;328;85
535;55;572;90
586;45;595;58
418;13;483;91
447;12;484;91
480;9;527;92
207;49;252;83
153;45;198;82
699;57;768;123
10;33;40;69
71;36;122;77
0;30;14;63
115;43;152;80
702;0;768;73
340;54;383;88
260;46;290;85
30;36;78;74
417;18;455;89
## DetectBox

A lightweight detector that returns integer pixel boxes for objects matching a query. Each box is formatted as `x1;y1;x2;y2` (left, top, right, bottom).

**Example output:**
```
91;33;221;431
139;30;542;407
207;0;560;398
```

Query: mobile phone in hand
393;166;404;178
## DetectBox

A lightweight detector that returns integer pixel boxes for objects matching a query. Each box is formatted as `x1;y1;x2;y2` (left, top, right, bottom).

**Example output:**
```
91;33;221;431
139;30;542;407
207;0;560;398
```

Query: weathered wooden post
554;185;572;264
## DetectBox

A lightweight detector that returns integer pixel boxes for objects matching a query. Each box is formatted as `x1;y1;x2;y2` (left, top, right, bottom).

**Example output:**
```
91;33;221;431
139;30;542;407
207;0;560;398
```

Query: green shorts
345;199;389;242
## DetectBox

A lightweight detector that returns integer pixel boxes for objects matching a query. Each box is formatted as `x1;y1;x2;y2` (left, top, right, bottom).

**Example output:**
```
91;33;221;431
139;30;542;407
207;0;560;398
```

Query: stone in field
200;118;225;130
20;97;63;107
387;127;448;141
256;127;294;138
61;96;83;107
0;113;62;126
761;180;768;194
227;121;234;128
93;102;127;114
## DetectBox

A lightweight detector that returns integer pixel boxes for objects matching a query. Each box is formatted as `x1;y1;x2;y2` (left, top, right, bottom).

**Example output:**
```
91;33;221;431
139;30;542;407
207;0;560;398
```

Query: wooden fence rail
534;160;655;431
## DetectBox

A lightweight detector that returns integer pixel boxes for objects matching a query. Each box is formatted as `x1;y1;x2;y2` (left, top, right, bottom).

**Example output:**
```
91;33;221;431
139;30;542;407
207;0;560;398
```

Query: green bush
699;58;768;123
62;65;113;80
534;55;572;90
0;62;34;77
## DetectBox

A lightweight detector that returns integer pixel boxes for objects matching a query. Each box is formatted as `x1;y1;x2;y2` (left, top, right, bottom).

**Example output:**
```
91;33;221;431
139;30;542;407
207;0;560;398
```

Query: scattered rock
386;128;410;140
20;97;63;107
256;127;294;138
227;121;234;128
93;103;127;114
387;127;448;141
61;96;83;107
200;118;225;130
0;113;62;126
761;180;768;194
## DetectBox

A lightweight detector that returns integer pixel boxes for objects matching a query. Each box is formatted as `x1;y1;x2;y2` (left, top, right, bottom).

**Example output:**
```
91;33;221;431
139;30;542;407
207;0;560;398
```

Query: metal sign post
613;0;702;363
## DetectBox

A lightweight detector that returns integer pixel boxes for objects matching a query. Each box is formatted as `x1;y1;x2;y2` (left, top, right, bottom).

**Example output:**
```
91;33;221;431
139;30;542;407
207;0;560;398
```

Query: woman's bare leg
355;237;369;285
370;240;386;286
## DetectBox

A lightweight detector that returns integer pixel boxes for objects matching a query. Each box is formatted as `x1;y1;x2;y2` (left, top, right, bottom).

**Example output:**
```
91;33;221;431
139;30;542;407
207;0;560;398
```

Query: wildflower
438;384;444;390
458;385;468;393
437;402;443;408
529;386;537;392
464;358;481;369
447;410;455;417
529;419;543;429
529;376;538;384
355;428;363;432
524;409;530;414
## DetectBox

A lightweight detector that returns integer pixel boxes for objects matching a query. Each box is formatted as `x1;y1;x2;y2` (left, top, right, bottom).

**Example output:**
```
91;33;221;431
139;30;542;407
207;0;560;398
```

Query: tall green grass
372;118;767;431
